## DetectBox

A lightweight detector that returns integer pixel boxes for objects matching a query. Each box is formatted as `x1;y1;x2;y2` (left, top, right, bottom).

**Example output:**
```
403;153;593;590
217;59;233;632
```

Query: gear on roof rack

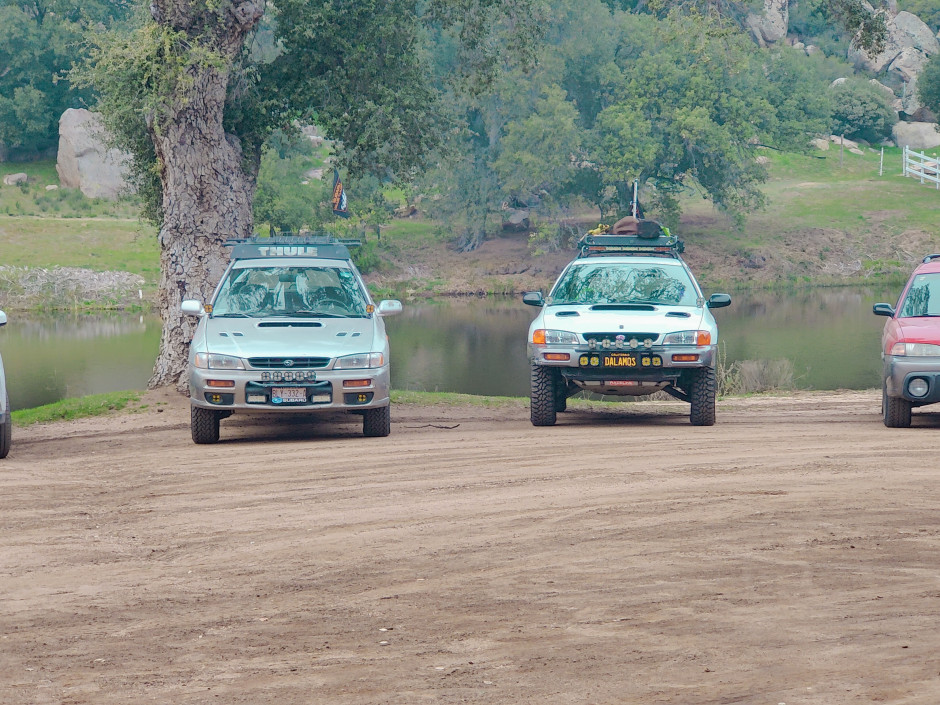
577;220;684;259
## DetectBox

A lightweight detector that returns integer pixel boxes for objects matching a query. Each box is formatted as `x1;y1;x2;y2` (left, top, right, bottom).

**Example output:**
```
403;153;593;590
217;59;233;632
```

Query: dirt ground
4;389;940;704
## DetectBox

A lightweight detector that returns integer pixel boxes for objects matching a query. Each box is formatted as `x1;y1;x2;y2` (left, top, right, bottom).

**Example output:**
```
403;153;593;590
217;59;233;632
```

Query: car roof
914;259;940;275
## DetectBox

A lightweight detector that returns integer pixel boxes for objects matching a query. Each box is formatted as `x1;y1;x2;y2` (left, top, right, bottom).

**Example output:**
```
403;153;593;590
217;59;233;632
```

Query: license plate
271;387;307;404
580;353;663;368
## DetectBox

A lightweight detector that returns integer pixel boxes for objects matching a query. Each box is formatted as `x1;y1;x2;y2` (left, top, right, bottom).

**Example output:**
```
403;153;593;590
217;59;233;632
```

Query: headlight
663;330;712;346
890;342;940;356
194;353;245;370
334;352;385;369
532;329;579;345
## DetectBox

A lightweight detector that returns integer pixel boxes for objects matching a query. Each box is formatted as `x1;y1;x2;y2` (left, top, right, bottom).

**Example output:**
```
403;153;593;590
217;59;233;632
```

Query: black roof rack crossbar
923;253;940;263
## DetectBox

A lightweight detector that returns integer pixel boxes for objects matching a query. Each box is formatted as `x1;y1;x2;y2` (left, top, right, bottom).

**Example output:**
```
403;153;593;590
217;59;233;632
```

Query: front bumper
529;344;716;377
883;355;940;405
189;365;391;413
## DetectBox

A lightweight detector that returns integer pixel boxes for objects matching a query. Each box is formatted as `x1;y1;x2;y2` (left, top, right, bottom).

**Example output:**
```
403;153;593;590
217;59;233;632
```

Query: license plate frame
271;387;308;404
581;352;663;369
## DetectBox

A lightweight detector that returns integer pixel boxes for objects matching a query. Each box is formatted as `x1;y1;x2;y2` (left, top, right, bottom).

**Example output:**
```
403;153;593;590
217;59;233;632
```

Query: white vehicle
523;224;731;426
183;238;402;443
0;310;9;458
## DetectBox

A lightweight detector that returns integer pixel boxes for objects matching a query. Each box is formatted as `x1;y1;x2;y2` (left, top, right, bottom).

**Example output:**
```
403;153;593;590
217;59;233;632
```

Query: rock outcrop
893;120;940;149
56;109;132;200
746;0;788;46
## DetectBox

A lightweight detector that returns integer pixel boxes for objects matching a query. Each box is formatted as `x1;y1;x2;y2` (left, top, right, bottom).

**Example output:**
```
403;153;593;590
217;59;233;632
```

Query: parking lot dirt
3;389;940;704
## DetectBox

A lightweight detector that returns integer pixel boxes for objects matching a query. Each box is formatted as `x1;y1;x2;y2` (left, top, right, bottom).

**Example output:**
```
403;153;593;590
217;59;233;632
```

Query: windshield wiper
211;312;252;318
289;310;349;318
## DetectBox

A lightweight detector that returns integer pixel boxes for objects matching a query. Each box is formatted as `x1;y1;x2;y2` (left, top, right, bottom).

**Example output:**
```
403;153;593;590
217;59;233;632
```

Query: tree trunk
147;0;264;389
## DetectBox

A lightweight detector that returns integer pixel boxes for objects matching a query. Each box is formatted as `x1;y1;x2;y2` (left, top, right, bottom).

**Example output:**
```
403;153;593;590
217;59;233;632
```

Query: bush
830;80;898;143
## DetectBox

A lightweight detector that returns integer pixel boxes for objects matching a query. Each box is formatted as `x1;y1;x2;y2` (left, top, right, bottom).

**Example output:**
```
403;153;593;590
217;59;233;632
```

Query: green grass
12;390;142;427
391;390;526;407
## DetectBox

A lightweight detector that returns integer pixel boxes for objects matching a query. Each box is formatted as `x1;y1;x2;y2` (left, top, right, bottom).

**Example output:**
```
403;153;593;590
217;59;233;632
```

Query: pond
0;284;900;410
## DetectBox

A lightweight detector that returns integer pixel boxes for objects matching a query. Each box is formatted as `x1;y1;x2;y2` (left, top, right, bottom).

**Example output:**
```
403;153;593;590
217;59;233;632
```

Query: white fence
903;145;940;189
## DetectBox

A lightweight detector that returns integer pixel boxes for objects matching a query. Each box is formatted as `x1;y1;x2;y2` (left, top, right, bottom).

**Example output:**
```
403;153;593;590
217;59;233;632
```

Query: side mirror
376;300;402;316
181;300;205;316
0;310;7;326
522;291;544;307
707;293;732;309
873;303;895;317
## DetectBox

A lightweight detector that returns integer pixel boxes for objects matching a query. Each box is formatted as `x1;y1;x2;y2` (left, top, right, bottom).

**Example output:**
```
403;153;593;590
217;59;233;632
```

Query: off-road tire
554;376;569;412
0;393;11;459
883;384;912;428
191;406;221;444
363;404;391;437
531;364;557;426
689;366;717;427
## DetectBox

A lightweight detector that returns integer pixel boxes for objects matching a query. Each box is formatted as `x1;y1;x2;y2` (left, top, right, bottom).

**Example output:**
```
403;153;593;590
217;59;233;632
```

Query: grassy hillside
2;145;939;306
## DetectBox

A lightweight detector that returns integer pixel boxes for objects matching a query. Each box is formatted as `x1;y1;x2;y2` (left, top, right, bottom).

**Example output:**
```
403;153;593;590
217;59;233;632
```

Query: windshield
899;272;940;317
549;261;698;306
211;265;369;317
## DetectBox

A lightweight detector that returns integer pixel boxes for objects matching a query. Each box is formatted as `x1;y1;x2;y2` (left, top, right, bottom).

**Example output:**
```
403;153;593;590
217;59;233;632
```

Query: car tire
530;364;557;426
0;392;11;459
191;406;221;444
689;367;717;427
883;384;912;428
363;404;391;437
554;376;568;412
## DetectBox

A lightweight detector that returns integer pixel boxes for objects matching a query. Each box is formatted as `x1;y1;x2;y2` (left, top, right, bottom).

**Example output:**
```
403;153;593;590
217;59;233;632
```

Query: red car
873;254;940;427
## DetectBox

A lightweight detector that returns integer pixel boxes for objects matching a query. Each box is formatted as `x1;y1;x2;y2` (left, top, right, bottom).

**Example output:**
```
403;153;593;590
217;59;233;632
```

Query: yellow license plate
602;353;638;367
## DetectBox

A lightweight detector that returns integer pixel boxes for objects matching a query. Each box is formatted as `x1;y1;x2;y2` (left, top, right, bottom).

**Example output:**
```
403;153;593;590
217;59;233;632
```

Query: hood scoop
666;311;691;318
257;321;323;328
555;310;580;317
591;304;655;312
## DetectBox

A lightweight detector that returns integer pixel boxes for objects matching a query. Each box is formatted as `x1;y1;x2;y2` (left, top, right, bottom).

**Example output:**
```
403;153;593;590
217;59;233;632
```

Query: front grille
248;357;331;369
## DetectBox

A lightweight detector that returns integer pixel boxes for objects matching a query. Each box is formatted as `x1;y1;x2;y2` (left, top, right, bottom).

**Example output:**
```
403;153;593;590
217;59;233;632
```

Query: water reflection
0;284;904;410
0;313;162;410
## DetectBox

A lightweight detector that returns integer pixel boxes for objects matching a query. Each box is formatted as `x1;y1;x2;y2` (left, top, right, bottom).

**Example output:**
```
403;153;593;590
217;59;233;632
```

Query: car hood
197;316;380;358
534;304;712;339
896;318;940;344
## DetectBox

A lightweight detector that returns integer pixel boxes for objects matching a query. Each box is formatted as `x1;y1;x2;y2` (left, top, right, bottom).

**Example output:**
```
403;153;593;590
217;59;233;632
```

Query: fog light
908;377;929;398
544;353;570;361
672;354;700;362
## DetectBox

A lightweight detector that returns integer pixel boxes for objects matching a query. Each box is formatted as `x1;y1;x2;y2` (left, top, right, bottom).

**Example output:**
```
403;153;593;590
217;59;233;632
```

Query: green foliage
583;11;776;221
829;79;897;142
12;390;141;426
0;0;133;155
918;53;940;115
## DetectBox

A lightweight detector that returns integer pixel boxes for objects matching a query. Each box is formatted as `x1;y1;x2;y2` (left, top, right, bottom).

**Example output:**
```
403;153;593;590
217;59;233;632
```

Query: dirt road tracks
3;390;940;704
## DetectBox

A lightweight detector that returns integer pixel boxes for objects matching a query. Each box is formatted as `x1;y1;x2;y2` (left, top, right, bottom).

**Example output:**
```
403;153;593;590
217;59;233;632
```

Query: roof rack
577;231;684;259
224;235;361;261
923;253;940;263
